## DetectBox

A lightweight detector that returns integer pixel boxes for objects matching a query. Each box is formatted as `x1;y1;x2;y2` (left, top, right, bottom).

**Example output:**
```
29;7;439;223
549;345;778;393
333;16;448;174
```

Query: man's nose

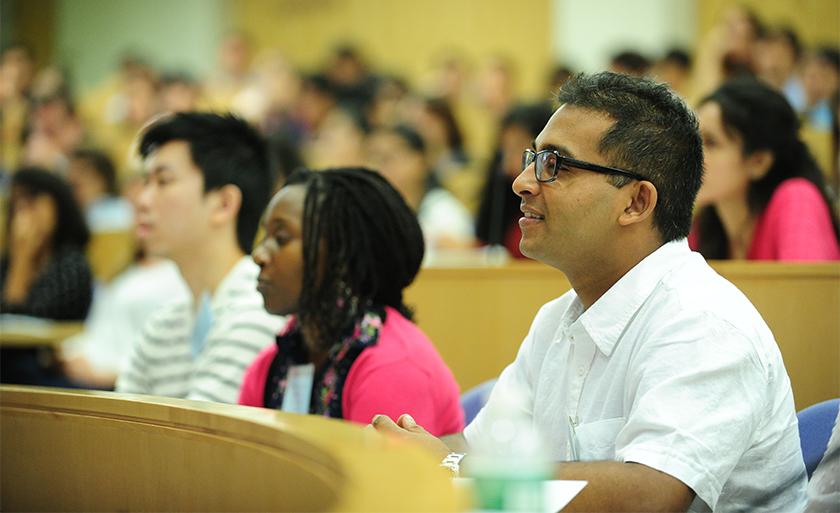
512;162;538;198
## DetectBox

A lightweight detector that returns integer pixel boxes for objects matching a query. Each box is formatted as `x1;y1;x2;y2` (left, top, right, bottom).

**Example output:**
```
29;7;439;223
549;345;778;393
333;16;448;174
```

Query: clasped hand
368;413;452;460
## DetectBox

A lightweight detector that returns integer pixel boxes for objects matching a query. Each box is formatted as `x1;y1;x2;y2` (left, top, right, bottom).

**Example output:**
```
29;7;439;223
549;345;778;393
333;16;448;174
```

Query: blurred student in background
652;49;692;98
66;149;133;232
691;78;840;260
61;168;189;390
475;103;552;258
367;124;474;254
1;167;93;385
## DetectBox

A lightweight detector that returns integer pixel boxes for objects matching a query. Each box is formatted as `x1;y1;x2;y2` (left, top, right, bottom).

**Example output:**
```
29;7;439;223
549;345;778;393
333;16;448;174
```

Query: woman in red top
690;77;840;260
240;167;463;436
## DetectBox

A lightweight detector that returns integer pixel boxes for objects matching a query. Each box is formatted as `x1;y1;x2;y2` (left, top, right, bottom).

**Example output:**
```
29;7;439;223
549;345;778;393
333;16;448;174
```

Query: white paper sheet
454;478;587;512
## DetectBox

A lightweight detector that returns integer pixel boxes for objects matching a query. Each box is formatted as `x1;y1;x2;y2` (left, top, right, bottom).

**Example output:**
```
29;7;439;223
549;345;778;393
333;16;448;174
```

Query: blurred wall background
3;0;838;100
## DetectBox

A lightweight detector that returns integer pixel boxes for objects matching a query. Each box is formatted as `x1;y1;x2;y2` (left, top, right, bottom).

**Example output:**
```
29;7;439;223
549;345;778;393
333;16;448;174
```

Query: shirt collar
575;239;692;356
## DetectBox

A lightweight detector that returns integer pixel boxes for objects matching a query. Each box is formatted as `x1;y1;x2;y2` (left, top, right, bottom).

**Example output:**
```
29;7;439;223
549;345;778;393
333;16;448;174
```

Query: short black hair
557;72;704;243
423;97;465;153
389;124;426;154
611;51;651;76
303;73;336;98
767;27;803;60
7;167;89;252
815;46;840;74
72;149;119;196
160;71;197;88
285;167;425;351
139;112;271;253
662;48;692;70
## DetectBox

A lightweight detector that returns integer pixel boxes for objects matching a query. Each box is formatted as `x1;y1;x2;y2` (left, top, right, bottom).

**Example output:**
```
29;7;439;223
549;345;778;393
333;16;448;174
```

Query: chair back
461;378;497;426
797;398;840;478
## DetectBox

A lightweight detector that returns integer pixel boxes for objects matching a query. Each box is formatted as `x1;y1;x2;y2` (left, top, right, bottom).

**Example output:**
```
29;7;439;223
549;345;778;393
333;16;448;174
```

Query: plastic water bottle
466;382;552;512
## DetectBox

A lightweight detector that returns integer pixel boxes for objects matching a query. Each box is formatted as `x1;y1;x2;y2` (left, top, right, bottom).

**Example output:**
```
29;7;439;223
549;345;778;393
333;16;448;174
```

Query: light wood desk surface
406;261;840;410
0;320;84;348
0;385;461;512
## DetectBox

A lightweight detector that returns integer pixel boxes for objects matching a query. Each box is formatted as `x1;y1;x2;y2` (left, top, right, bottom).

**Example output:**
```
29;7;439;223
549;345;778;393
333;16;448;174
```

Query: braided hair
285;167;425;351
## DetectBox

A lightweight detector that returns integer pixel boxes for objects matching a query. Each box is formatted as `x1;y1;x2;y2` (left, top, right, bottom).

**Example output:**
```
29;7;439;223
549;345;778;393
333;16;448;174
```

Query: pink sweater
690;178;840;261
239;307;465;436
747;178;840;261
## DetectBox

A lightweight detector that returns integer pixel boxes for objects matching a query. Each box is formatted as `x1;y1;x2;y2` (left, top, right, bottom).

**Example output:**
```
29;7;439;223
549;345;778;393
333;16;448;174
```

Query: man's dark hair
160;71;197;88
303;73;337;98
390;124;426;154
662;48;692;70
139;112;271;253
772;27;803;60
285;167;425;351
610;51;651;76
815;46;840;74
72;149;119;196
556;72;703;243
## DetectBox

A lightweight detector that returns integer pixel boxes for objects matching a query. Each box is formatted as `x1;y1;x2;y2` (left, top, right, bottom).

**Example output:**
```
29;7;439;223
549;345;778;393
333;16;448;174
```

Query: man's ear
618;181;657;228
746;150;774;180
210;184;242;225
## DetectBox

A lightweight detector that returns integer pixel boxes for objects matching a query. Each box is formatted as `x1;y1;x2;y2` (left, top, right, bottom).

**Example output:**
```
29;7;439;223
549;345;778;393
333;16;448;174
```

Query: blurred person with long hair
1;167;93;385
416;97;470;181
475;103;553;258
23;85;85;172
690;78;840;260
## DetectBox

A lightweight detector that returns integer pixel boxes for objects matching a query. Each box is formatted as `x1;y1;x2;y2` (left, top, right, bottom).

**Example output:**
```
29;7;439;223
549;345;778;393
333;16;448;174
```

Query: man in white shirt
117;113;286;403
372;72;807;512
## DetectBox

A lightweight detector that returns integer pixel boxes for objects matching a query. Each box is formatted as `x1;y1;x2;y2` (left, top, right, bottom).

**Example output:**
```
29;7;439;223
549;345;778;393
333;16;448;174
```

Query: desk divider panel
407;261;840;410
0;386;459;512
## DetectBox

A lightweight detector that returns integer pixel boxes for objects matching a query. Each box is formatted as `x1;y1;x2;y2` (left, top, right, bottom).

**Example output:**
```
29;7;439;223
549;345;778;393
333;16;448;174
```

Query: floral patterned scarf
263;307;385;418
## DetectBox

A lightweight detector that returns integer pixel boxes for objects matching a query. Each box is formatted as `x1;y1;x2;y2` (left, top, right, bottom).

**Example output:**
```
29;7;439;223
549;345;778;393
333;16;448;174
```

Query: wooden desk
406;261;840;410
0;386;460;512
0;319;84;348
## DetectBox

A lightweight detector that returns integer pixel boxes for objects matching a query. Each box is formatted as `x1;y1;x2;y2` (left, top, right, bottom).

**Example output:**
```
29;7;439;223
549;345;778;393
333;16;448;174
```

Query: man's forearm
447;433;692;511
555;461;694;513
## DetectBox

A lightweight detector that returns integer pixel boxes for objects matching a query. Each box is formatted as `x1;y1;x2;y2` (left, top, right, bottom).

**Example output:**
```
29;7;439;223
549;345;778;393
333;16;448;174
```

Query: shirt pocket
574;417;626;461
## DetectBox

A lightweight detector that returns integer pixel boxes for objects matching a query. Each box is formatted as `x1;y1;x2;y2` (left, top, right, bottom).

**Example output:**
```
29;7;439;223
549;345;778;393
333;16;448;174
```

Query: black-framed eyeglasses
522;148;649;184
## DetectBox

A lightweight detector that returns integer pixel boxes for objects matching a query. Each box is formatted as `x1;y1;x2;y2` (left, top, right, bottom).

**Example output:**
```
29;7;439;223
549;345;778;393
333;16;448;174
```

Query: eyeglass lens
522;150;559;181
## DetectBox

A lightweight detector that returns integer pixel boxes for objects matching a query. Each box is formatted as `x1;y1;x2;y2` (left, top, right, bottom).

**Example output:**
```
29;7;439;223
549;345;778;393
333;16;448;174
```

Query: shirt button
577;366;585;377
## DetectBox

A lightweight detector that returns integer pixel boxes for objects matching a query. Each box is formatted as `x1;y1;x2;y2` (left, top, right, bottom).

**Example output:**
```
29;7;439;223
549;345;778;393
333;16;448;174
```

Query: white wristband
439;452;466;477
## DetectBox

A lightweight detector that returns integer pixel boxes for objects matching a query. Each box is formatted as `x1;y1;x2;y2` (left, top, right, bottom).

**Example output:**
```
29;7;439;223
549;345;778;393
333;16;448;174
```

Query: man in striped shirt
116;113;286;403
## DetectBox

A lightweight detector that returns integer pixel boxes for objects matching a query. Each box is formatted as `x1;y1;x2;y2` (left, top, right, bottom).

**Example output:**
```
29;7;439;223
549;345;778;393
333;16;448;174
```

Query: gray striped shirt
116;257;286;403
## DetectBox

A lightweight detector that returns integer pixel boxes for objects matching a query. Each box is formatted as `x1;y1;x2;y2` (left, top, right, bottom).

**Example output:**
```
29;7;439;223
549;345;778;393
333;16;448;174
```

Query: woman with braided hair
239;167;464;435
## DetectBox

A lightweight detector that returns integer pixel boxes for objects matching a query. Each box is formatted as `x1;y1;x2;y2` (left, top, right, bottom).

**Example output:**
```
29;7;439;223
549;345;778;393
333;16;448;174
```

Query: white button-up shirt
464;240;807;512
